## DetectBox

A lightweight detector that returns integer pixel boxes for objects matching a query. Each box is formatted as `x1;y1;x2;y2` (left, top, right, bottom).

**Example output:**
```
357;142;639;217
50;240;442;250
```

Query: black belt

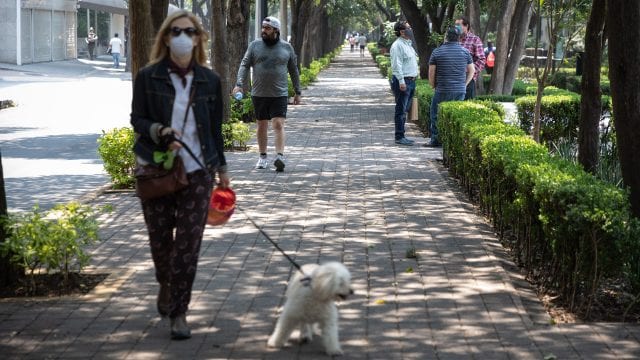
404;76;416;81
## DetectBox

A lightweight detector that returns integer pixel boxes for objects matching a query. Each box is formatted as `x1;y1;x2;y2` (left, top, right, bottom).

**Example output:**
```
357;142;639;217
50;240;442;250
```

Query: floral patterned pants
141;170;212;318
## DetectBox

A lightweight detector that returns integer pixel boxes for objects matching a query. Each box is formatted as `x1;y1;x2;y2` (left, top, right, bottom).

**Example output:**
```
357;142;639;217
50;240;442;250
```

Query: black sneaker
274;154;286;172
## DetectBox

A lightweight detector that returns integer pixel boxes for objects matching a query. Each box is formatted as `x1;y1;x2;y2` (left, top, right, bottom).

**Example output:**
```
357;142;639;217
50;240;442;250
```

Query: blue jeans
391;76;416;140
112;53;120;68
429;90;465;145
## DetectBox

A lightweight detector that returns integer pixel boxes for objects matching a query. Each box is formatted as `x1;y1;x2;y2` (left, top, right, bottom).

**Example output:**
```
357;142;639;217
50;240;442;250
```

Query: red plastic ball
207;186;236;226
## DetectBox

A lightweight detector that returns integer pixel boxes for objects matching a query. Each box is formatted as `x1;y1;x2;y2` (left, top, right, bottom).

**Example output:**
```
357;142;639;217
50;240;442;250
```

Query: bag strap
175;86;207;171
176;138;205;170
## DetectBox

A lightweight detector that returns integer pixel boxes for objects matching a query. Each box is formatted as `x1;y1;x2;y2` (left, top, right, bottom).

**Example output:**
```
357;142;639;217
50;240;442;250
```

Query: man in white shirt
390;21;419;146
108;33;123;69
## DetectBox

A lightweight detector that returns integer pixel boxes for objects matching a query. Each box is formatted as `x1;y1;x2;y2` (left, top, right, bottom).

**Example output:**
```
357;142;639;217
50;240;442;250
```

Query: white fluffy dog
267;262;354;356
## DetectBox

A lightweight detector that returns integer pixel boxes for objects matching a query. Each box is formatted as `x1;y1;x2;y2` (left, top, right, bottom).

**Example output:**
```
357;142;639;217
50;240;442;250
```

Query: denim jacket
130;58;227;173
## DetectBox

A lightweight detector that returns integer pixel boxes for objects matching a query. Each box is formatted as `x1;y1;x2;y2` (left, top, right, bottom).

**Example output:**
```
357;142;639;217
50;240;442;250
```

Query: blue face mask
404;28;414;39
455;24;463;35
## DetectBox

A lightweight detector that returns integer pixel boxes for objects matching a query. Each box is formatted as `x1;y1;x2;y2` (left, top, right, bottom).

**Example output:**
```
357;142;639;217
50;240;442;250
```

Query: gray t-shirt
235;39;301;97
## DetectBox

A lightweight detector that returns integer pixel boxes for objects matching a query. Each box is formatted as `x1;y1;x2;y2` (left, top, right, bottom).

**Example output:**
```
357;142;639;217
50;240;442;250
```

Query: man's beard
261;32;280;46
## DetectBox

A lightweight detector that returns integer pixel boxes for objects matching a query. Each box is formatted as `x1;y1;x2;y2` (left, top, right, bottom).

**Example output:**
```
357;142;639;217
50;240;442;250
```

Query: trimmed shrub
438;100;640;310
97;127;136;189
0;202;104;288
516;92;581;144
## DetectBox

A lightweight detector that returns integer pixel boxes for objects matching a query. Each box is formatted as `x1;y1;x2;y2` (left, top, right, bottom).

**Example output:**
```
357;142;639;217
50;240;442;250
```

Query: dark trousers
464;79;476;100
87;42;95;60
141;170;212;318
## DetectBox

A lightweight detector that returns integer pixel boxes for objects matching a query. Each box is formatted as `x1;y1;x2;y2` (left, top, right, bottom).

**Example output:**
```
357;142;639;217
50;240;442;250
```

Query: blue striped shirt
428;42;472;93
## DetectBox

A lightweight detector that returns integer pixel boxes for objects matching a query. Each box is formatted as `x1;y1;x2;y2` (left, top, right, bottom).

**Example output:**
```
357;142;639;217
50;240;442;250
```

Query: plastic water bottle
233;92;243;101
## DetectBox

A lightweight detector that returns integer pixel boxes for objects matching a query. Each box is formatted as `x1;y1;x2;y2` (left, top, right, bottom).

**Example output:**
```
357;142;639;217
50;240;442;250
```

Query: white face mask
169;33;194;57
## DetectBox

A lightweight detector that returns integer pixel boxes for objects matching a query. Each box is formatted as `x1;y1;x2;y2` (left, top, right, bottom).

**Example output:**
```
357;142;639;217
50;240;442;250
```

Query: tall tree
607;0;640;217
500;0;533;95
130;1;169;81
129;1;154;80
488;0;516;95
0;152;20;288
226;0;250;94
151;0;169;33
531;0;577;141
374;0;397;21
578;0;606;174
211;0;231;124
291;0;313;68
399;0;456;79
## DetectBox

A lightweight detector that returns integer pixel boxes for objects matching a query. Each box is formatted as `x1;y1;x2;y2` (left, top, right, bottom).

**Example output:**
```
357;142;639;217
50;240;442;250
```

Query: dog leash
236;206;311;285
169;133;311;285
216;205;307;285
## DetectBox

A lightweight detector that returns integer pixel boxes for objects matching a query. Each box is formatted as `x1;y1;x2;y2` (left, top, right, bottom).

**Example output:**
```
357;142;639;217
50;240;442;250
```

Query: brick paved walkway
1;46;639;359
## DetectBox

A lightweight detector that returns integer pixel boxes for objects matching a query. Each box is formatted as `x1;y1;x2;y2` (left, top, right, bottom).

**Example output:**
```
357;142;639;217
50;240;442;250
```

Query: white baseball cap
262;16;281;30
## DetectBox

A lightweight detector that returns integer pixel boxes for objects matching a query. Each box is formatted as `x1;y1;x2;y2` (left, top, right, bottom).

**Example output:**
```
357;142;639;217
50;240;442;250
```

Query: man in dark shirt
425;26;475;147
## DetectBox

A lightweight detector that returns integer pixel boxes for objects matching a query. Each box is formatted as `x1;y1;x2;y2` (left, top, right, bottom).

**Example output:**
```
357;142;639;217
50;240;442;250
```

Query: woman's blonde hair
149;10;209;66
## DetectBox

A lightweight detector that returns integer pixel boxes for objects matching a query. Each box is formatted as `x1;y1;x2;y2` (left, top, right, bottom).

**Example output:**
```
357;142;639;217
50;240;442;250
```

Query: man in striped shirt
455;16;486;99
425;26;474;147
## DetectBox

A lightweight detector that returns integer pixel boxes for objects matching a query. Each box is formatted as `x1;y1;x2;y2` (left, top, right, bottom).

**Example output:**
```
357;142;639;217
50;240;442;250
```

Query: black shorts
359;45;365;49
252;96;288;120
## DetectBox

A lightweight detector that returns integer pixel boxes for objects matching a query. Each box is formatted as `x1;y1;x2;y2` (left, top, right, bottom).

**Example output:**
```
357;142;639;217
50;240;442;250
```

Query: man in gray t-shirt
358;34;367;57
233;16;302;172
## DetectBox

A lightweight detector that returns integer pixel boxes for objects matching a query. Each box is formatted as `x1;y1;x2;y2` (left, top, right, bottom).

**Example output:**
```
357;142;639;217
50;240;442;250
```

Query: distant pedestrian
390;21;419;146
425;26;474;147
108;33;123;68
130;9;230;340
484;41;496;74
349;35;356;52
455;16;485;99
86;27;98;60
232;16;302;172
358;33;367;57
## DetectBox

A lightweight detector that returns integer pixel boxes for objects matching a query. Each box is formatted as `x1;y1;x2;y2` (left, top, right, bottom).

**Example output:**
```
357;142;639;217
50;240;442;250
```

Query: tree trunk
302;4;323;66
193;1;211;33
578;0;606;174
481;3;500;41
490;0;517;94
502;0;533;95
211;0;230;124
227;0;250;92
607;0;640;217
150;0;169;34
0;152;21;287
129;1;154;81
291;0;312;69
399;0;434;79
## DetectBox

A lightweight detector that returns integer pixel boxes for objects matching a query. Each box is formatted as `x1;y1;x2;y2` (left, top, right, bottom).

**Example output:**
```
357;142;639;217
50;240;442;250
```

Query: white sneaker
256;156;268;169
274;154;286;172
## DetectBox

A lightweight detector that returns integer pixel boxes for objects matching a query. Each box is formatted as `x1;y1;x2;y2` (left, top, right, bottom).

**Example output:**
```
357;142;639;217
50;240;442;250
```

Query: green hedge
375;54;391;79
481;75;530;97
439;101;640;309
414;80;434;134
516;88;611;145
548;70;611;96
516;91;581;144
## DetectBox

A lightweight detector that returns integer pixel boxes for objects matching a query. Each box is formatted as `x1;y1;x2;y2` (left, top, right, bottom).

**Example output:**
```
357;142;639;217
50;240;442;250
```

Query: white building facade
0;0;126;65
